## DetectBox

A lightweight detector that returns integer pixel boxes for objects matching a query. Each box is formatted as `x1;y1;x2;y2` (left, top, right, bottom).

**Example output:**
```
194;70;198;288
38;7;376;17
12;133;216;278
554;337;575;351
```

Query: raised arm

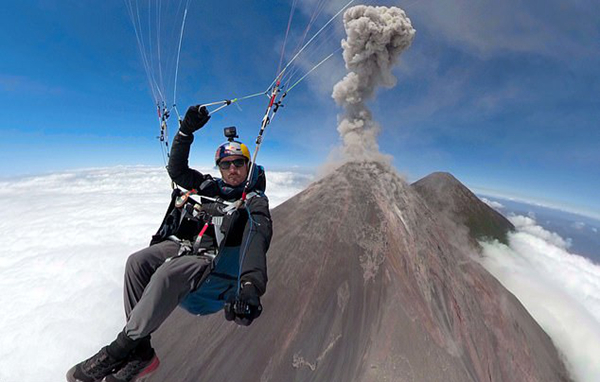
167;106;212;190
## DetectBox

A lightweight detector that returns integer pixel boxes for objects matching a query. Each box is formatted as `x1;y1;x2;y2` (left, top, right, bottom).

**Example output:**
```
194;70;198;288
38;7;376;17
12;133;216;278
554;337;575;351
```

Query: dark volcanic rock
149;162;571;382
412;172;515;245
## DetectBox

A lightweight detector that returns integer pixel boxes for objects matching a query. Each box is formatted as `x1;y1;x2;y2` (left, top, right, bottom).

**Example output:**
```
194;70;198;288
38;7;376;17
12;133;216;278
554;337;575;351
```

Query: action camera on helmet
224;127;238;142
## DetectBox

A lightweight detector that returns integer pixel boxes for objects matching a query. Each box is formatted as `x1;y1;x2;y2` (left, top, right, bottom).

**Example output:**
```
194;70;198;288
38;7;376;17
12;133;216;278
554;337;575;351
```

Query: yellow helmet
215;140;251;164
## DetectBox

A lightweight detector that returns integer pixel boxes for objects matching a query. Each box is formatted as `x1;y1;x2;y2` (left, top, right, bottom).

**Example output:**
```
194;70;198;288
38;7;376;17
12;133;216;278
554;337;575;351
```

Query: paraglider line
267;0;355;91
173;0;191;105
286;48;341;94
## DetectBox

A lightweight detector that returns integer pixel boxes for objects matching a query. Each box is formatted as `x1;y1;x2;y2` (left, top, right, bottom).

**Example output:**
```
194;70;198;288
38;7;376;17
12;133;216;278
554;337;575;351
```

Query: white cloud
479;215;600;382
266;171;314;207
481;197;504;210
508;214;571;249
0;166;310;382
572;221;586;230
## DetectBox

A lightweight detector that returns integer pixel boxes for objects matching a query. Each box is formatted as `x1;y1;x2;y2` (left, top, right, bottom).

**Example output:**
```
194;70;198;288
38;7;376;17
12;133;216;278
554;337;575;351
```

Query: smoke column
332;6;415;161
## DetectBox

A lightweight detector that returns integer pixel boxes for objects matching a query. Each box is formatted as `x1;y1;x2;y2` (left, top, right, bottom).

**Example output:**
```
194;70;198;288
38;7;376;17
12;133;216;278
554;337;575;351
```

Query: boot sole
66;366;103;382
102;355;160;382
66;366;77;382
134;356;160;382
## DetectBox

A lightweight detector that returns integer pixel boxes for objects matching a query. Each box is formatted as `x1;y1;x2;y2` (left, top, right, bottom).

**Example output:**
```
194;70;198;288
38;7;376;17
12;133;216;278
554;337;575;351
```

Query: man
67;106;272;382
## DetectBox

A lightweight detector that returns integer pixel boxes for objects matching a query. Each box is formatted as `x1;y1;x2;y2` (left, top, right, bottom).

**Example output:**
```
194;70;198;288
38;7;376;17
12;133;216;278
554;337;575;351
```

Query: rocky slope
149;161;571;382
412;172;514;245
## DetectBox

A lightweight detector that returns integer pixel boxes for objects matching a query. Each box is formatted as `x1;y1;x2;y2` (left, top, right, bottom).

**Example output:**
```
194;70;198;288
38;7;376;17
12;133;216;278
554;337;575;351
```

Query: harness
167;190;228;256
154;187;263;316
169;190;259;253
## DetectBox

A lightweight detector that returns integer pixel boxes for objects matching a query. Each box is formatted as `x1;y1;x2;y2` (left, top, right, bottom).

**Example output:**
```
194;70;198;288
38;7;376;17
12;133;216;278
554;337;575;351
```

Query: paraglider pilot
67;106;272;382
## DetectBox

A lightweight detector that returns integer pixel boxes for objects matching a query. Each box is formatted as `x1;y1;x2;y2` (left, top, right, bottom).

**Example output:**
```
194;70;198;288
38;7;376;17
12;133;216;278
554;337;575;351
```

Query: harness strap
211;216;225;246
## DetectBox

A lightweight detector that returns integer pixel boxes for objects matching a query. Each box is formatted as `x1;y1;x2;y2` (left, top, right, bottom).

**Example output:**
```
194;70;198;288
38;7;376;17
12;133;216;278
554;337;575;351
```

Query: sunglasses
218;158;247;170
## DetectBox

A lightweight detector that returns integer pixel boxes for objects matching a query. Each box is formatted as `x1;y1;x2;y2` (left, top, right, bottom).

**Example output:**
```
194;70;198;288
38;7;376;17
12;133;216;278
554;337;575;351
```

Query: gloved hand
224;283;262;326
179;105;210;135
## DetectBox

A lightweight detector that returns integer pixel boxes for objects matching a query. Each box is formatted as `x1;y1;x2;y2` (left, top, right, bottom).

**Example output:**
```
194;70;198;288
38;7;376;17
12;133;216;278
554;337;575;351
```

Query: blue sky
1;0;598;218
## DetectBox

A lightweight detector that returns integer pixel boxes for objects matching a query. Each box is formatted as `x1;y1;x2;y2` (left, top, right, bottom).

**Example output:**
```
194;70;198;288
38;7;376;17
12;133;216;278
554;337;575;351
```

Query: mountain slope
149;162;570;382
412;172;515;245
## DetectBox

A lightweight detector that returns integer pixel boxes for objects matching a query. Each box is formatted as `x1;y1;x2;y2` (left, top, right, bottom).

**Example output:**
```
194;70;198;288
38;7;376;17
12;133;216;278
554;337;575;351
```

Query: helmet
215;140;251;164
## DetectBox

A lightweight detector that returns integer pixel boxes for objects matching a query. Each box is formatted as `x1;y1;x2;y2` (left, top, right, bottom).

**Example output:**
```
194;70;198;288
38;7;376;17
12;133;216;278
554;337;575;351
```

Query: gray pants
123;240;210;340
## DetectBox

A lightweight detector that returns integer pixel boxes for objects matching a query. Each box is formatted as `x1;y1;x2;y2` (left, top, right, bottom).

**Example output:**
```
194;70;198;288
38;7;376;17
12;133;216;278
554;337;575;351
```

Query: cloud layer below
480;215;600;382
0;166;312;382
2;166;597;382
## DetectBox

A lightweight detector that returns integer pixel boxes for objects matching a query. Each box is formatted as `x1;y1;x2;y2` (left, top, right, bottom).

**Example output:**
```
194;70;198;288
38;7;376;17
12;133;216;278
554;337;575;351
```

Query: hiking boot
66;346;125;382
104;349;160;382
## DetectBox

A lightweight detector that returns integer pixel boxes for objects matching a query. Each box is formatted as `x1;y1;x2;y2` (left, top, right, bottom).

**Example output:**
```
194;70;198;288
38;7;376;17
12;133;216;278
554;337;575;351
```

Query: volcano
149;161;571;382
412;172;515;246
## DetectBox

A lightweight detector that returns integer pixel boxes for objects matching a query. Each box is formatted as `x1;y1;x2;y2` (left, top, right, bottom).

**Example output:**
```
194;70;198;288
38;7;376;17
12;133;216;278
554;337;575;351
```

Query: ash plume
332;5;415;162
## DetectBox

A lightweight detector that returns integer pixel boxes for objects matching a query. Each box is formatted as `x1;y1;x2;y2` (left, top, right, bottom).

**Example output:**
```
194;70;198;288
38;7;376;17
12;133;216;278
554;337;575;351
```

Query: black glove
180;105;210;135
224;283;262;326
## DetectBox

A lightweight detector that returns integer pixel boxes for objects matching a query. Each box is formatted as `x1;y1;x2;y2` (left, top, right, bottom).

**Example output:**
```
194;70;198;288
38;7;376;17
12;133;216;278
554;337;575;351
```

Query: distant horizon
474;189;600;222
2;161;599;223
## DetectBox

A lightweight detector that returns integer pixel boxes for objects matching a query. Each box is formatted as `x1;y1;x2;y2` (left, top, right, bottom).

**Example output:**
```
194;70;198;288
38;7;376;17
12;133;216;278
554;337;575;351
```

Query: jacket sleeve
167;132;212;190
239;195;273;296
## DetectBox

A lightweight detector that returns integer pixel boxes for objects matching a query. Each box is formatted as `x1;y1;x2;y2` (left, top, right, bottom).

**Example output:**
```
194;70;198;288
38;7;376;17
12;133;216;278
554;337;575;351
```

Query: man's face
218;155;249;187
